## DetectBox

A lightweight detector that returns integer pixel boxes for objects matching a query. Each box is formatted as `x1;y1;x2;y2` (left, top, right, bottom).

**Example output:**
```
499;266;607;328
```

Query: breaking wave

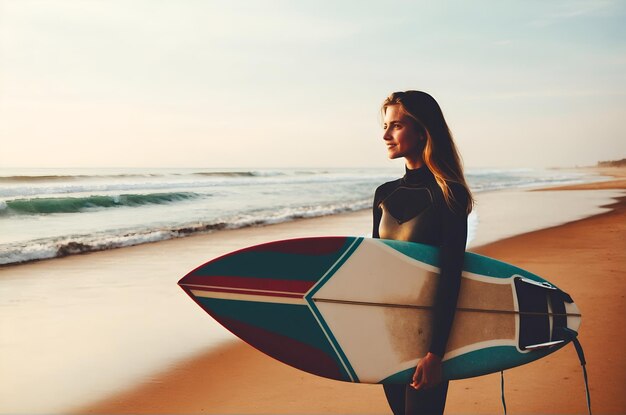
0;199;370;265
0;192;201;215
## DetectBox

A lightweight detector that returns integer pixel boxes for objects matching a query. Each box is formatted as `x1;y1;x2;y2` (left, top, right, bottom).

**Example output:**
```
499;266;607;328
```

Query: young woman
372;91;474;415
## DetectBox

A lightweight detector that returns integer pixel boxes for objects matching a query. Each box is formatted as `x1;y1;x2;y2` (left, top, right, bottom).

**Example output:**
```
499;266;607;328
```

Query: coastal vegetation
598;158;626;167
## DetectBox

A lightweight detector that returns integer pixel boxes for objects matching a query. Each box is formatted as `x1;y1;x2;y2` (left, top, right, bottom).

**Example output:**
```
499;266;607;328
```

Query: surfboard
178;237;581;384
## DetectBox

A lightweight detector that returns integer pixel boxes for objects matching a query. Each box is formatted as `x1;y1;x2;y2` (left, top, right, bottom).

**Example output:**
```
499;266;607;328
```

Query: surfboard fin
515;276;574;303
523;340;566;350
516;276;556;290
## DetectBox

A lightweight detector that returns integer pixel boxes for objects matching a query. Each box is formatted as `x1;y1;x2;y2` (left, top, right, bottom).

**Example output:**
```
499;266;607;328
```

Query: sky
1;0;625;169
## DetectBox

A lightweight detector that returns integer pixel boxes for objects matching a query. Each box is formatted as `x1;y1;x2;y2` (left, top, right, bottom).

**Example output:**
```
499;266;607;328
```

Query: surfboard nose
177;268;201;288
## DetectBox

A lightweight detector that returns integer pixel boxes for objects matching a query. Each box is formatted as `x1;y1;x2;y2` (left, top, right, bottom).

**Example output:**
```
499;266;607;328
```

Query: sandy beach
2;168;625;414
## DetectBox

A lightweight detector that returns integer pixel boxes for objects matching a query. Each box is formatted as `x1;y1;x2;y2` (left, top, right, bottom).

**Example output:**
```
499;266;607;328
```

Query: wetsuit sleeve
372;186;382;239
429;184;469;357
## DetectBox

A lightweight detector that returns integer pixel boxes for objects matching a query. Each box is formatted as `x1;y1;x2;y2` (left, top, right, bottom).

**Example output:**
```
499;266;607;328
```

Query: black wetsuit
372;166;468;415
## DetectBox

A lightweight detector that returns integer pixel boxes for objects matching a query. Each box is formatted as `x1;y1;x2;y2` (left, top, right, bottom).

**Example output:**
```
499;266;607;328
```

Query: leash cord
499;337;591;415
500;370;507;415
571;337;592;415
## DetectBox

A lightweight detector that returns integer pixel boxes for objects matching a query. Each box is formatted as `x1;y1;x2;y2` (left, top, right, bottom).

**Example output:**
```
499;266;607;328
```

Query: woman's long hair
382;91;474;214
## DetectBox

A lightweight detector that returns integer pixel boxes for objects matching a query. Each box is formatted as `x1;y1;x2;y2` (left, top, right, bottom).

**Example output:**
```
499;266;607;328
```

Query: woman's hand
410;352;442;390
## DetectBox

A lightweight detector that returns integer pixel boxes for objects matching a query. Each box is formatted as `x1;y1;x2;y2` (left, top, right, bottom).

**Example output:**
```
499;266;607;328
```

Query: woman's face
383;105;423;165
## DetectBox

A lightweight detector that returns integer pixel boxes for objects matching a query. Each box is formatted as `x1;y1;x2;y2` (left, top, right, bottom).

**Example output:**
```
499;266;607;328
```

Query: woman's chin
386;149;399;159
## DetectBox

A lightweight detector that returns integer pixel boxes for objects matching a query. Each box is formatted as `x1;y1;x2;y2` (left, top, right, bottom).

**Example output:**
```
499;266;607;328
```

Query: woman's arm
413;183;468;389
429;184;468;357
372;186;383;239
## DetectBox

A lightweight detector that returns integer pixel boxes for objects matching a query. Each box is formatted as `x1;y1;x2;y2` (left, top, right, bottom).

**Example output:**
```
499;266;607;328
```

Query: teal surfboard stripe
378;367;414;384
197;298;327;351
380;239;439;267
196;297;349;379
305;237;363;383
381;239;551;285
462;251;548;283
379;344;565;384
193;250;350;281
441;345;559;379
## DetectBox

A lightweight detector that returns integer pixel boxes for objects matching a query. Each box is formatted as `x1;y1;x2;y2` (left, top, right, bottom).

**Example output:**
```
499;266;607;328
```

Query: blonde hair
382;91;474;214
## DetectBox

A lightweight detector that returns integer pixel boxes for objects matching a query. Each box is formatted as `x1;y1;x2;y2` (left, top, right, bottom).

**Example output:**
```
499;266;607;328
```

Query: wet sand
71;170;626;414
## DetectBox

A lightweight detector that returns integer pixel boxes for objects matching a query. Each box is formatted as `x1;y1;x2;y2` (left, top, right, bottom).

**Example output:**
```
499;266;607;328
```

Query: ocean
0;167;597;266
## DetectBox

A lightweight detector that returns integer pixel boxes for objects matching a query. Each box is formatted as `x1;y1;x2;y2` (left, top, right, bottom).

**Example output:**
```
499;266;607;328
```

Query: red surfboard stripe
244;237;349;255
217;315;346;381
181;274;316;294
189;285;305;300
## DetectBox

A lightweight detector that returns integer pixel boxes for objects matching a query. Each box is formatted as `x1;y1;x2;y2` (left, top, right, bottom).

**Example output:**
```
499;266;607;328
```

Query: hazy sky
1;0;625;168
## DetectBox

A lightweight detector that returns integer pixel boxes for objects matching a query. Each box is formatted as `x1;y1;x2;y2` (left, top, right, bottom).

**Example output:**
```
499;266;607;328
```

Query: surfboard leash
558;327;592;415
500;370;507;415
571;336;592;415
500;335;591;415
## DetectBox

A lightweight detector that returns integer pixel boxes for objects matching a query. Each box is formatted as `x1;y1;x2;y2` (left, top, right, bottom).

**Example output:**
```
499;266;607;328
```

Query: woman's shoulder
374;178;402;201
444;180;471;214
